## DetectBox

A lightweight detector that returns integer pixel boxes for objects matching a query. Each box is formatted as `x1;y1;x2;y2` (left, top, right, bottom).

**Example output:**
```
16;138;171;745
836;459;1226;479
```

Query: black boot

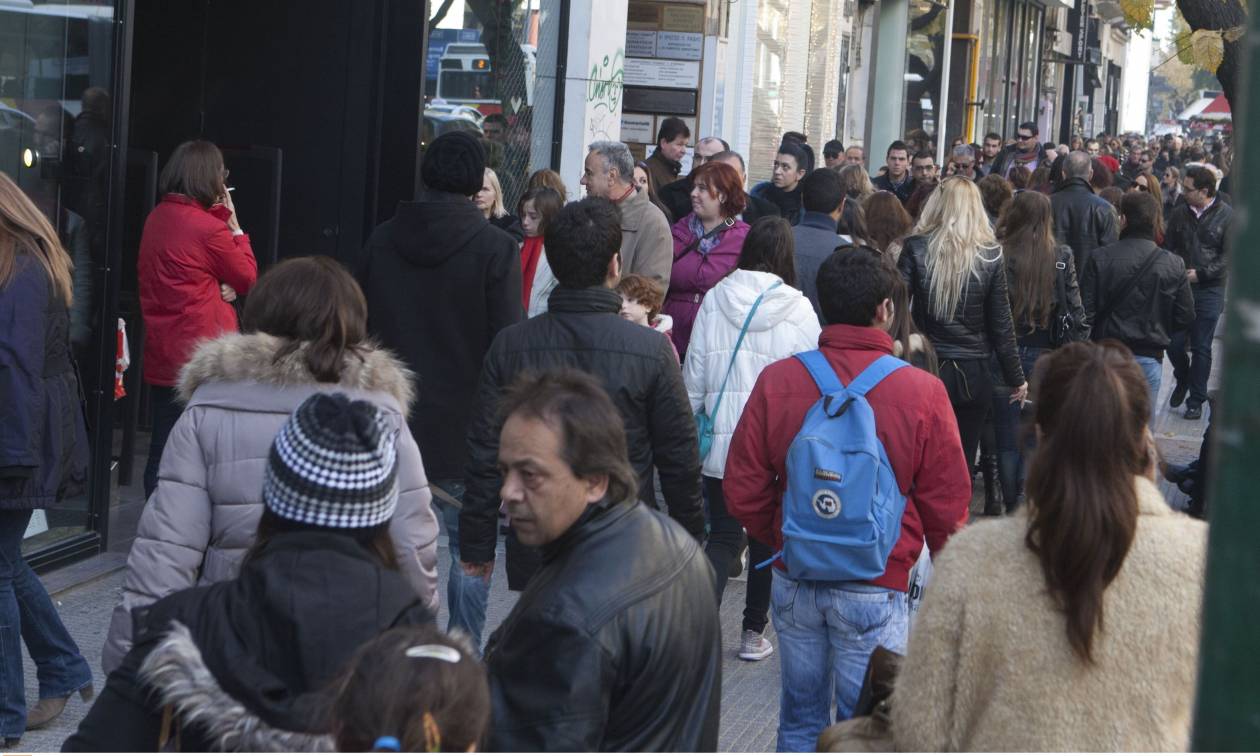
982;453;1004;516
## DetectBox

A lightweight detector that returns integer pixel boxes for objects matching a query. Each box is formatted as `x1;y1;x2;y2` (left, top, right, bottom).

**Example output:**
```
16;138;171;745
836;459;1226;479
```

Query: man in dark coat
356;130;521;645
871;140;914;203
1164;165;1233;420
1051;150;1119;273
644;117;690;200
990;121;1049;179
461;198;706;591
485;369;720;751
792;168;850;318
1081;191;1195;413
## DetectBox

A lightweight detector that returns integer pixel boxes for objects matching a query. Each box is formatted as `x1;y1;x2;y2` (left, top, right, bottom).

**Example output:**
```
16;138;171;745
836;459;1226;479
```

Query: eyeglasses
1017;133;1034;140
824;152;840;160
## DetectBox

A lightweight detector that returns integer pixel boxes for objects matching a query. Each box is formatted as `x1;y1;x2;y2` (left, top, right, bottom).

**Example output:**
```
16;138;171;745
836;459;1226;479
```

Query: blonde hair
482;168;507;219
912;177;1000;321
0;172;74;305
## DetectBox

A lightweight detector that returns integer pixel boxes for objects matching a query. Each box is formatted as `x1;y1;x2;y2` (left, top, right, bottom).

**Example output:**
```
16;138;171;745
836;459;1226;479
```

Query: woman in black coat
0;173;95;746
63;393;435;752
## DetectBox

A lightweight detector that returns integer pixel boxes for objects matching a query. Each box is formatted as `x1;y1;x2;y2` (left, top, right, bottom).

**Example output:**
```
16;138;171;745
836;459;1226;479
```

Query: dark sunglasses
1017;133;1034;140
825;152;841;160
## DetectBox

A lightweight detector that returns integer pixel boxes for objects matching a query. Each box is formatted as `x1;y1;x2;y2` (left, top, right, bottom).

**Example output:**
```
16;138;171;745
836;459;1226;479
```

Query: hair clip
405;644;462;663
373;735;401;752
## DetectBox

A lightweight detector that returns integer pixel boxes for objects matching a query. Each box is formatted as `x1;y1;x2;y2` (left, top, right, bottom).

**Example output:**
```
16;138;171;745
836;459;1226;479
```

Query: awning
1178;97;1215;120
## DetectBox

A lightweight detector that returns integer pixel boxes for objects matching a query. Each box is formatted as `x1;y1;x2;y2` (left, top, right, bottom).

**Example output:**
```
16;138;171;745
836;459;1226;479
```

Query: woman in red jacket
138;140;257;498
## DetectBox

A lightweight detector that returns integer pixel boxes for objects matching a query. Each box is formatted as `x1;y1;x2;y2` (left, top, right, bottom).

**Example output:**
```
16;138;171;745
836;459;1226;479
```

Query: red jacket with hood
138;194;257;386
723;325;971;591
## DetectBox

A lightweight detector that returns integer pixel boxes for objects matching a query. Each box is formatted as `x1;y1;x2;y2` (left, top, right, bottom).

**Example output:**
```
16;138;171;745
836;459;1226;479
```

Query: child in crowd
617;273;679;362
518;186;564;317
331;626;490;753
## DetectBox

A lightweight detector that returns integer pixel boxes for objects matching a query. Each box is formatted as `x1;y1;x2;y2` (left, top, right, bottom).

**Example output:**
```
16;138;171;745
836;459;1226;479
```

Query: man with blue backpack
724;250;972;751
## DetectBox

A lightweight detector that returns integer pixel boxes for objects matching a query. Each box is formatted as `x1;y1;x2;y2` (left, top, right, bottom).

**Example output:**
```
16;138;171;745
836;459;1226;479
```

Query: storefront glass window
901;0;948;147
426;0;558;207
0;1;117;556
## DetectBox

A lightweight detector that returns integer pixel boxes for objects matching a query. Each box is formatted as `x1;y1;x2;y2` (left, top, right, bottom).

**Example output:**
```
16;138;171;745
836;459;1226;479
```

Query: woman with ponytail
101;256;440;673
889;341;1207;751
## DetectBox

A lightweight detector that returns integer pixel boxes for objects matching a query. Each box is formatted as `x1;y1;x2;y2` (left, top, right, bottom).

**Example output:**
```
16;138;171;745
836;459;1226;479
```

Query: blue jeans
1168;285;1224;408
432;480;490;647
771;571;909;752
0;509;93;737
1134;356;1163;419
991;346;1045;506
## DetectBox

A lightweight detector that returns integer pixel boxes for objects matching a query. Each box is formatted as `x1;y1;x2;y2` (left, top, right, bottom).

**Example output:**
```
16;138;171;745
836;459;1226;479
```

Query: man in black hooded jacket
355;130;521;645
460;198;706;592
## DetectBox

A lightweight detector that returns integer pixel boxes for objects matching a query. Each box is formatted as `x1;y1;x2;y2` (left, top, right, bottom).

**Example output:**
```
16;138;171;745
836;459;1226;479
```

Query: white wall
558;0;630;193
1120;29;1152;133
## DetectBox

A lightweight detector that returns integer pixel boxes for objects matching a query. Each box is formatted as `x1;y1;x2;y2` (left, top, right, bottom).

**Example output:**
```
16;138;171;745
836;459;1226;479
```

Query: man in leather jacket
1164;165;1232;419
460;198;705;592
1051;151;1119;273
1081;191;1195;412
485;370;721;751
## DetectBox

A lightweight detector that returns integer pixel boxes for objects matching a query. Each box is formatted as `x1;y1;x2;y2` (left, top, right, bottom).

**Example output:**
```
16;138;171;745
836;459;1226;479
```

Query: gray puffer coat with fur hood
102;332;439;673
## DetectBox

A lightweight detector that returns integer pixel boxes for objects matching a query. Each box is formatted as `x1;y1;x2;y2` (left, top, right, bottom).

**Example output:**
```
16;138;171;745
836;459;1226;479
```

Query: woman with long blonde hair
0;173;95;743
474;167;524;242
898;177;1027;505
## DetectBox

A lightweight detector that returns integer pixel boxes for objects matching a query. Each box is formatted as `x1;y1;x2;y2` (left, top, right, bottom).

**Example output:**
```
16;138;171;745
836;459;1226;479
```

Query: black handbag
1049;258;1087;347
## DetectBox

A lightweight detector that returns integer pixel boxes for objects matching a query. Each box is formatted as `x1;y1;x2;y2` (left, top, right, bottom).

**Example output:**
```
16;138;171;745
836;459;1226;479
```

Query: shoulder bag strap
710;281;782;419
681;217;736;257
1093;244;1162;328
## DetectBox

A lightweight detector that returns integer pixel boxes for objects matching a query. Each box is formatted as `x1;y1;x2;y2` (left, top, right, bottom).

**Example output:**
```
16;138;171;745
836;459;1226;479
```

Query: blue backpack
771;351;909;582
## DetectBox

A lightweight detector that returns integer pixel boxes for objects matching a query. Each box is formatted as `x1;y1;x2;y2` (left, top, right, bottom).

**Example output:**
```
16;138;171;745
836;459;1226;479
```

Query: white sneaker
738;629;774;661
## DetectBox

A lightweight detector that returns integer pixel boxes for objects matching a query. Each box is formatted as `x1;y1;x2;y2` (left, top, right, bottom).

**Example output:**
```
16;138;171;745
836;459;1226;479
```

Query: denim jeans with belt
1168;284;1224;409
770;570;909;752
431;480;491;649
0;509;93;738
1133;355;1163;418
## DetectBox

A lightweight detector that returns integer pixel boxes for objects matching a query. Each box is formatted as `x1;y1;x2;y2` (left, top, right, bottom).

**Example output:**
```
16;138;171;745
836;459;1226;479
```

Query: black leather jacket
485;499;721;752
990;143;1050;179
1050;178;1119;273
1080;236;1196;359
461;286;705;588
898;235;1024;385
1164;198;1232;288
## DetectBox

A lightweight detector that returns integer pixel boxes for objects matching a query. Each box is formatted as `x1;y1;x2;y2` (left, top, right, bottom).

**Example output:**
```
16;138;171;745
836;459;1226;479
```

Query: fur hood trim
138;621;335;752
177;332;414;410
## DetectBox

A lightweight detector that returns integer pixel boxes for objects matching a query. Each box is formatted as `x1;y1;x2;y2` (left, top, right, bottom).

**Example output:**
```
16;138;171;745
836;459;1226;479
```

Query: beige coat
102;333;440;673
618;186;674;287
891;477;1206;752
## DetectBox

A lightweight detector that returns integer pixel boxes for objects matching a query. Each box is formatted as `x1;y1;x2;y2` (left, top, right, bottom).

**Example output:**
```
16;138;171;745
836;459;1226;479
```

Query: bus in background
435;42;535;116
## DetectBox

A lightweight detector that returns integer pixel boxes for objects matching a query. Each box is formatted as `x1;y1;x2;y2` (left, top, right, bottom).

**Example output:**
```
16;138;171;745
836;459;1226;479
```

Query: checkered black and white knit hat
263;392;399;529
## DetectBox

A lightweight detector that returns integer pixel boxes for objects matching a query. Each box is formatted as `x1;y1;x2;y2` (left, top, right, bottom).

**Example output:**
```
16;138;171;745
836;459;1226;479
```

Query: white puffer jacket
684;269;821;478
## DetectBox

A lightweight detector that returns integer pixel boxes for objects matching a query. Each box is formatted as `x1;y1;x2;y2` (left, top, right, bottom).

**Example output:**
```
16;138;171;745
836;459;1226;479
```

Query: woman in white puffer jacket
684;216;821;661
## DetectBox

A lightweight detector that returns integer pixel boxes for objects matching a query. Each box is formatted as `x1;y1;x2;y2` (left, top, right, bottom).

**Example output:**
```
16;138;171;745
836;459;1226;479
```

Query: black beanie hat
422;131;487;196
263;393;399;530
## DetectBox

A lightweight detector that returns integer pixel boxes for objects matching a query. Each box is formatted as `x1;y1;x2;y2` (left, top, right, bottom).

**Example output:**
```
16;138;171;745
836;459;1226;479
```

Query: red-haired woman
664;161;749;360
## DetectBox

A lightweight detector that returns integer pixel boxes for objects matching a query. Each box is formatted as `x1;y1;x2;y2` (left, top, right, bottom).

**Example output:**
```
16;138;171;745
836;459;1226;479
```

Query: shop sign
656;31;703;60
624;57;701;88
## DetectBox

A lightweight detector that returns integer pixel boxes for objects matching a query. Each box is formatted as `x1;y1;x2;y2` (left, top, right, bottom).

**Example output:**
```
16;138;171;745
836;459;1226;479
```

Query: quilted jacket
683;270;820;478
101;333;439;673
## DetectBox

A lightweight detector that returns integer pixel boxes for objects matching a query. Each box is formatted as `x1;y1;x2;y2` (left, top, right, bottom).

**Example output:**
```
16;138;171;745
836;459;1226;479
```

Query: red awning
1203;94;1231;115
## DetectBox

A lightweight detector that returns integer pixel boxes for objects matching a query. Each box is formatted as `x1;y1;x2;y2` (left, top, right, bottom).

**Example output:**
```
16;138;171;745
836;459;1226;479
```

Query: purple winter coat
664;214;750;360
